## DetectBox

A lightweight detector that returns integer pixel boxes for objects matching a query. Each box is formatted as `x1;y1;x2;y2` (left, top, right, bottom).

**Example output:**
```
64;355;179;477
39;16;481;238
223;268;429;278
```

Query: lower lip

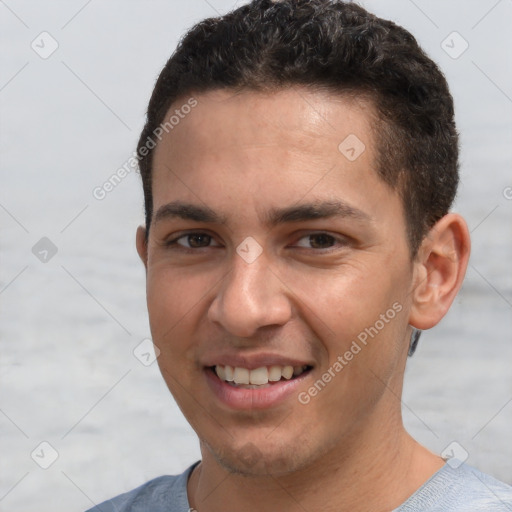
204;368;310;410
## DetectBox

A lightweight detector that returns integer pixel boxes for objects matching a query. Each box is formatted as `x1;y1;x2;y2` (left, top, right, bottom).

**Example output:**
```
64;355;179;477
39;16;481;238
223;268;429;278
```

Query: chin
204;436;316;477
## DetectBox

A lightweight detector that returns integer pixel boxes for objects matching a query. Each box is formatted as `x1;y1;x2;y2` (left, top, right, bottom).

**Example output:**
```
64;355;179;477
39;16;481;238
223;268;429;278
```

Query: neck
188;410;444;512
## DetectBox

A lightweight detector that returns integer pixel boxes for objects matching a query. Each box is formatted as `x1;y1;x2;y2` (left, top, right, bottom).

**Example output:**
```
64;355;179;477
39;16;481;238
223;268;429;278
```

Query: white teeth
282;365;294;380
233;367;250;385
249;367;269;385
224;365;234;381
268;365;282;382
214;364;308;386
215;365;226;380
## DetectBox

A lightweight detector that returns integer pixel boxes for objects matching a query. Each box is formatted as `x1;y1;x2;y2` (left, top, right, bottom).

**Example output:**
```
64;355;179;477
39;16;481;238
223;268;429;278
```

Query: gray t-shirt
86;461;512;511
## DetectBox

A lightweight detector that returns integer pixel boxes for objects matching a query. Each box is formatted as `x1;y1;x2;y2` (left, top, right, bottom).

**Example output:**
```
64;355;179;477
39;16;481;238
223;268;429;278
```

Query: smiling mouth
208;364;313;388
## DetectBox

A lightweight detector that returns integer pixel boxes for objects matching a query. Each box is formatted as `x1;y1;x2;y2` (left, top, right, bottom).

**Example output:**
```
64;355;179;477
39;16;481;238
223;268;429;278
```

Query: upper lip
201;352;314;370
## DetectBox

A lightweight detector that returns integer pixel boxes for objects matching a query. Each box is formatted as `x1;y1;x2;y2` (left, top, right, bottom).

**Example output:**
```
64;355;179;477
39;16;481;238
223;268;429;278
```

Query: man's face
141;88;416;476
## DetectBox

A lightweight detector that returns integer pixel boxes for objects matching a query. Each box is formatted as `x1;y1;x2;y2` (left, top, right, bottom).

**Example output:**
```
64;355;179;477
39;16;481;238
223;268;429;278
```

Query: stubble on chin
202;438;316;478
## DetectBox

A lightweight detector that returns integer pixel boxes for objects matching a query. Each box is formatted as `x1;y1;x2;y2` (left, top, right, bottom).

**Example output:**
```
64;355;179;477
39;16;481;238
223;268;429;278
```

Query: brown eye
165;232;221;250
294;232;345;251
181;234;212;248
307;233;336;249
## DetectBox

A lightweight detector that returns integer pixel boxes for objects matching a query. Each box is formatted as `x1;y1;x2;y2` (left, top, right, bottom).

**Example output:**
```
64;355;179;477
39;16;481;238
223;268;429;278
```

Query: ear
136;225;148;270
409;213;470;330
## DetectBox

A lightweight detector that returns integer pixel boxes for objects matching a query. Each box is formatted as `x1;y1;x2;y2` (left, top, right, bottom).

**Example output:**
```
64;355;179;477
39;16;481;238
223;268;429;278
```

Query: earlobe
136;225;148;270
409;213;470;330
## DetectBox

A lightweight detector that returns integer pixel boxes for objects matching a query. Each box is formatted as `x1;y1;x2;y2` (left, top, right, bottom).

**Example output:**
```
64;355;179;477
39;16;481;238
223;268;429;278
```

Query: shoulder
396;462;512;511
457;466;512;511
84;463;198;512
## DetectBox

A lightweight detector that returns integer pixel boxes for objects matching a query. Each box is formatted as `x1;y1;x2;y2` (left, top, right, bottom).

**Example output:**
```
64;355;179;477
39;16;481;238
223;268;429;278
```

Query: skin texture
136;87;470;512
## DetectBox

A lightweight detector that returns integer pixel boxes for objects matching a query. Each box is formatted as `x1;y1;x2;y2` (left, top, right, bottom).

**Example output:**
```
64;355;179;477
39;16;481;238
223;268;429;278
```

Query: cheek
146;267;204;354
280;259;400;337
285;260;409;384
146;270;206;411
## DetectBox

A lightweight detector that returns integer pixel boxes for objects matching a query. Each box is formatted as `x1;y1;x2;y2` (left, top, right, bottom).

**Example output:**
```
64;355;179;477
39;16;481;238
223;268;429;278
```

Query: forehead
155;87;376;160
150;87;401;232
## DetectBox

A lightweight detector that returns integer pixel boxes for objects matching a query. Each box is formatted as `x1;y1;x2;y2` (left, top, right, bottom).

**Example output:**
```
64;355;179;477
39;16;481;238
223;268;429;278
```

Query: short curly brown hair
137;0;459;257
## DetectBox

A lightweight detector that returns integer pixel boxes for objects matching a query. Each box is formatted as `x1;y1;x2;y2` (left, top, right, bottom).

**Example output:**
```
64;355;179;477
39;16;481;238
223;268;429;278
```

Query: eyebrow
153;200;371;228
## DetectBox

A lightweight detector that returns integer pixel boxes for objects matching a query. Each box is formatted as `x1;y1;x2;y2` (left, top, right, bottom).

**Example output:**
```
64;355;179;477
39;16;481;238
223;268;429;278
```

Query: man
87;0;512;510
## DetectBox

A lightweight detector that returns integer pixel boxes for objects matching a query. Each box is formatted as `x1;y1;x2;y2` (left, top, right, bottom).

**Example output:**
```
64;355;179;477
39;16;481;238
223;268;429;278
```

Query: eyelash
163;231;349;253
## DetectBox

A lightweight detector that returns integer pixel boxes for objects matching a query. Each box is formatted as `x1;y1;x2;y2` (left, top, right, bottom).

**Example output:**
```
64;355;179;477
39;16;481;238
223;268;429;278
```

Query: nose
207;251;292;338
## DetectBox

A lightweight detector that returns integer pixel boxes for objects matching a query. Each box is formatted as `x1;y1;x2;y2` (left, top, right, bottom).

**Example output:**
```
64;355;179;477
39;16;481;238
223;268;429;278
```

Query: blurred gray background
1;1;511;510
